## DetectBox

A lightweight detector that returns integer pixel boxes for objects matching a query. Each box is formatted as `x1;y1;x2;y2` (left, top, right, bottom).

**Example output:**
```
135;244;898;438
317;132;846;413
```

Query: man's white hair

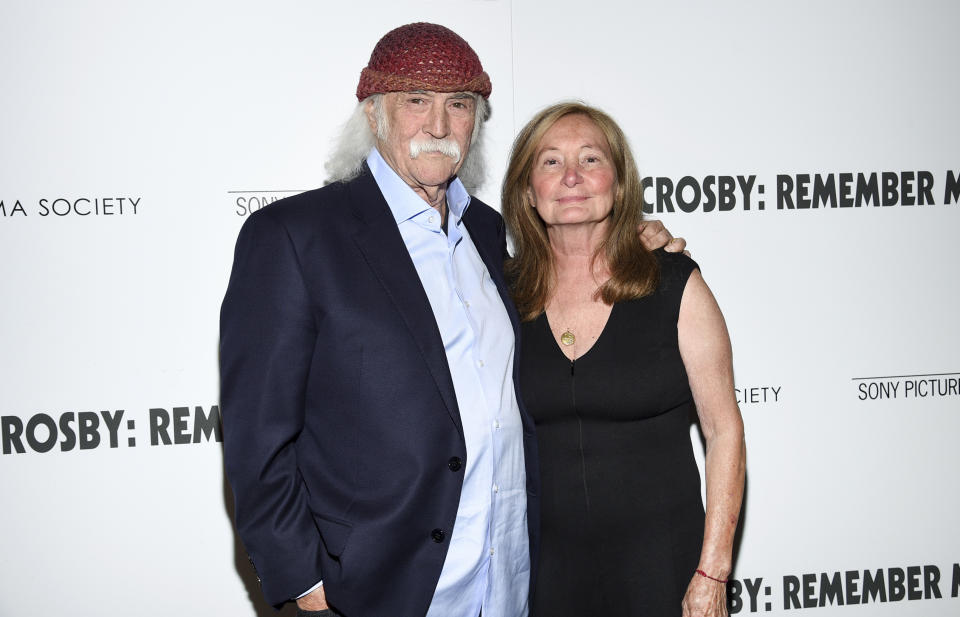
324;94;490;192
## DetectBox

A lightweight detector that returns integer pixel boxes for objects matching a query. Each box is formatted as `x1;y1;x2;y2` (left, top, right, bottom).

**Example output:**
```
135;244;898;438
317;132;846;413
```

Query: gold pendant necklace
552;297;577;347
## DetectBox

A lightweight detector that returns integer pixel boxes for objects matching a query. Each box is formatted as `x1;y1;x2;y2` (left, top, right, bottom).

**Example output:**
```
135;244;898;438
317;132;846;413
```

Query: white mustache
409;138;462;163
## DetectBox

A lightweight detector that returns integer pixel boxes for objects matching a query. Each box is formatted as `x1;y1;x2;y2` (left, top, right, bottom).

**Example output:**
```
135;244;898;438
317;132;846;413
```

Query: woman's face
528;114;616;229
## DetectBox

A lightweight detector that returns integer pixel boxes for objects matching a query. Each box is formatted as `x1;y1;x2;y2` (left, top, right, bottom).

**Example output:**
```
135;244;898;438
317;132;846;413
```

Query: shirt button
428;216;435;224
493;484;499;493
477;360;484;367
448;456;463;471
464;300;470;308
489;548;495;556
431;528;446;543
494;420;500;429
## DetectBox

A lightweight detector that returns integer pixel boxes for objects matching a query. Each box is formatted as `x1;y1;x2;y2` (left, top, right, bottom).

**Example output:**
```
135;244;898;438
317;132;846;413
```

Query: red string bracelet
696;569;728;583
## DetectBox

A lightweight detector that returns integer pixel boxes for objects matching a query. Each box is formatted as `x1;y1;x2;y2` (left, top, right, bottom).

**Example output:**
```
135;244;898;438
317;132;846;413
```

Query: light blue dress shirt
367;148;530;617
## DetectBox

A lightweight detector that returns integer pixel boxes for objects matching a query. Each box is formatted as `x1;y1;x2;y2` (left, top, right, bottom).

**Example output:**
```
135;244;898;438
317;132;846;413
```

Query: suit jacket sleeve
220;209;323;605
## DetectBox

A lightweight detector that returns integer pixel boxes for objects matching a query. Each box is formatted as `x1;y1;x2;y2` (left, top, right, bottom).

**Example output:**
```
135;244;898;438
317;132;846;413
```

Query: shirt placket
448;225;502;587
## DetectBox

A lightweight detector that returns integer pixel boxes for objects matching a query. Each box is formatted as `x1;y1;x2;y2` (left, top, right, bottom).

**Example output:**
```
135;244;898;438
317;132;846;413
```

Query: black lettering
58;412;76;452
838;173;854;207
845;570;860;604
101;409;123;448
737;175;755;211
889;567;906;601
907;566;922;600
918;171;934;204
924;565;942;599
803;572;817;608
819;571;844;606
193;405;222;443
901;172;916;205
656;177;675;213
676;176;700;213
951;563;959;597
0;200;27;217
703;176;717;212
129;196;140;214
812;174;837;208
74;198;91;216
78;411;100;450
882;172;898;206
796;174;811;209
856;172;879;206
718;176;736;211
862;568;887;603
236;196;249;217
26;413;58;453
641;177;654;214
783;575;801;609
173;406;191;444
38;198;51;216
744;577;763;612
51;198;72;216
101;197;114;215
945;170;960;204
2;416;26;454
777;175;795;209
150;408;171;445
728;580;743;614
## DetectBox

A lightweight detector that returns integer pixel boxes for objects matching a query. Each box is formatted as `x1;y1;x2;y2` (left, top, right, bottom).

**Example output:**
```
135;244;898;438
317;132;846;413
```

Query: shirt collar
366;147;471;225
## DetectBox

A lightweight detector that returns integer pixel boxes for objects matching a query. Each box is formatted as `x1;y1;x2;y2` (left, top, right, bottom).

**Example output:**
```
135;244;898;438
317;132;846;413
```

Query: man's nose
424;104;450;138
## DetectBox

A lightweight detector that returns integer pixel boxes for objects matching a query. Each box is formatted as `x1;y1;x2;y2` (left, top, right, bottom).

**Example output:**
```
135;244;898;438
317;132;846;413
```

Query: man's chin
411;164;460;187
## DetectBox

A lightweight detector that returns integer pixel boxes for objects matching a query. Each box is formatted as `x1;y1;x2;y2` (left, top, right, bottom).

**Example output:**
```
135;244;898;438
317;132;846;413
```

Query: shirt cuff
296;580;323;599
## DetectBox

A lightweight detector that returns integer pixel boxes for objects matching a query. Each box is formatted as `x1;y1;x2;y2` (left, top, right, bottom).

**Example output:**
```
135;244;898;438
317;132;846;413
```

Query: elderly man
221;22;680;617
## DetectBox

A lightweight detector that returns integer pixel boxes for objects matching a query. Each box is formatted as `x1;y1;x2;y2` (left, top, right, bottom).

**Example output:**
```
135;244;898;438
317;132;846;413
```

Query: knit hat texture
356;22;491;100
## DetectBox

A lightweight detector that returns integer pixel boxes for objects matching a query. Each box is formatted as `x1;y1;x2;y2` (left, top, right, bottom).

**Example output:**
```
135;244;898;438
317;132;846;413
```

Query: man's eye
409;98;425;105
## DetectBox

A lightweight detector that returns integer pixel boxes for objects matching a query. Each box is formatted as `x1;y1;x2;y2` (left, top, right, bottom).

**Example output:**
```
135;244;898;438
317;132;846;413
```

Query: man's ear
364;99;379;136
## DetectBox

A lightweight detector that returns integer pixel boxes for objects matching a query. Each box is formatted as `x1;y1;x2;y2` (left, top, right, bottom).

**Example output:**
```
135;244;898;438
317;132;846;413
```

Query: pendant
560;330;576;346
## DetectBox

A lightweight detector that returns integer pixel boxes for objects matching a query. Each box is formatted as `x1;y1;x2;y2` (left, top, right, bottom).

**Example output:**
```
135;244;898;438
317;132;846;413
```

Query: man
221;22;681;617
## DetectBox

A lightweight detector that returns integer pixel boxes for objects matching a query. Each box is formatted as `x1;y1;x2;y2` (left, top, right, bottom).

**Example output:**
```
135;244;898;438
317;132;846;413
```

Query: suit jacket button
448;456;462;471
431;528;446;543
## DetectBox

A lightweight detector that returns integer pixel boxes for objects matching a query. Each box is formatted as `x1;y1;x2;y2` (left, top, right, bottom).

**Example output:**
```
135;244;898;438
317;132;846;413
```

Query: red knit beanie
356;22;492;101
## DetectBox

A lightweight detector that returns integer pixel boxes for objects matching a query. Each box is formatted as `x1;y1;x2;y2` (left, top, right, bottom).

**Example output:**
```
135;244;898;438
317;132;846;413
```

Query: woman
502;103;745;617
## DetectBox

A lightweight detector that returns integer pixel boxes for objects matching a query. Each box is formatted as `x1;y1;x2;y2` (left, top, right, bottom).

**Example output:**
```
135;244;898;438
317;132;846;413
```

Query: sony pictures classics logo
229;189;306;217
854;371;960;401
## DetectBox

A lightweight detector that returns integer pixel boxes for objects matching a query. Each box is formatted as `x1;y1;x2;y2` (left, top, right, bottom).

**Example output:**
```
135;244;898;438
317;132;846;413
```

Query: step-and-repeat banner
1;1;957;616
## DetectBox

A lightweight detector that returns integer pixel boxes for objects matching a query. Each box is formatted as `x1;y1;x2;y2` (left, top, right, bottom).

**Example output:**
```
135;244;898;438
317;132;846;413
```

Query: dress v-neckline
542;303;616;364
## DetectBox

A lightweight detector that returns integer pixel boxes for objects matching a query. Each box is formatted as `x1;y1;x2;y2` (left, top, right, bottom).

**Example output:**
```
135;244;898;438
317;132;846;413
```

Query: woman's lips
556;195;589;204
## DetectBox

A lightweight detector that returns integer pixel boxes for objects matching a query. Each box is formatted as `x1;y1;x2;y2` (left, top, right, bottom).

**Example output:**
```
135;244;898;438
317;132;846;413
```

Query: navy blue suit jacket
220;167;540;616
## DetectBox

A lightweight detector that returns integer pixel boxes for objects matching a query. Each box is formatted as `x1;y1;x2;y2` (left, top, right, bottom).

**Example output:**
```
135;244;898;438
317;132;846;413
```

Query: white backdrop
1;1;957;616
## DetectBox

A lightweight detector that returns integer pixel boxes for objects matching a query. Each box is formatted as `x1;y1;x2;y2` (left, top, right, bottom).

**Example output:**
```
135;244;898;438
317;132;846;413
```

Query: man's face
368;91;477;196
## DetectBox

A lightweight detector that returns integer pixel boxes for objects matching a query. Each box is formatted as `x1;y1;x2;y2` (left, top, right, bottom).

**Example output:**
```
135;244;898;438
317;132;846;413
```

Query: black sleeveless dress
520;251;705;617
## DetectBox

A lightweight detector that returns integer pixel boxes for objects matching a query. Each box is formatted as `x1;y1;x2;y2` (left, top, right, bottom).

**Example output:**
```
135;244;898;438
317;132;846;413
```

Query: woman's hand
682;572;728;617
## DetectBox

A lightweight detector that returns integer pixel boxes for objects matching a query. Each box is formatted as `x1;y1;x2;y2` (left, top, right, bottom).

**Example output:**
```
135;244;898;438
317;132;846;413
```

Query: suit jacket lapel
347;169;463;436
